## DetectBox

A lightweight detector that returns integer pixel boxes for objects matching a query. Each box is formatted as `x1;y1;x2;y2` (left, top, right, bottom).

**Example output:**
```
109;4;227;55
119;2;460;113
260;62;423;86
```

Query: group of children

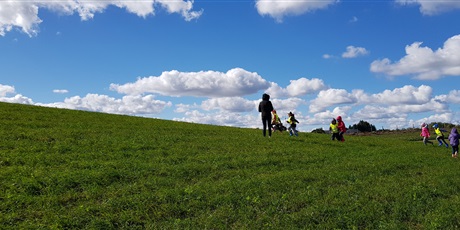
271;110;349;141
271;110;299;137
329;116;347;142
259;94;459;155
420;123;459;158
265;101;459;159
258;94;300;138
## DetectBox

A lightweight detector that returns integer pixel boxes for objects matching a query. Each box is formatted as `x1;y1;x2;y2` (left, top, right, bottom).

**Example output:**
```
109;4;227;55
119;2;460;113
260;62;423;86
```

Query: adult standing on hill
258;93;274;138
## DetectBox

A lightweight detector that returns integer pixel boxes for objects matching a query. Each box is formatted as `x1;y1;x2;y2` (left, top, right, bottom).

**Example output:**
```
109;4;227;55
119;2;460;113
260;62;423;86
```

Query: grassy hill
1;102;459;229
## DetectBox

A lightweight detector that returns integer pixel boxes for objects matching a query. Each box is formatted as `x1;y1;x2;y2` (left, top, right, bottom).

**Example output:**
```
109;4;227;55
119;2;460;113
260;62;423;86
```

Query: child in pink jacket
337;116;347;142
420;123;433;145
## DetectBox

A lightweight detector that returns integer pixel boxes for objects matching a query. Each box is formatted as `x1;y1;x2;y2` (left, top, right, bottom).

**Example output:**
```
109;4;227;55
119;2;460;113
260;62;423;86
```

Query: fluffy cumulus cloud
0;84;34;104
370;34;460;80
255;0;337;22
304;106;352;129
201;97;256;112
271;98;305;112
312;106;352;121
0;0;202;37
0;84;15;97
309;89;357;113
0;94;34;104
358;85;433;105
435;90;460;104
354;99;447;120
420;113;454;125
342;46;369;58
40;94;171;115
306;85;447;128
396;0;460;15
174;110;259;128
266;78;326;98
110;68;270;98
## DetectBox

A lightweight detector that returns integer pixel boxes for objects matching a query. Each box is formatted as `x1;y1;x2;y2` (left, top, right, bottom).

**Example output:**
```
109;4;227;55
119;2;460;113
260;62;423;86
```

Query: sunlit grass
1;102;460;229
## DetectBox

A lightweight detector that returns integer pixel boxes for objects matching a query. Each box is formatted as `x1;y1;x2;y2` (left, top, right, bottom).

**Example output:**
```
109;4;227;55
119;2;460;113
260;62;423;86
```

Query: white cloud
0;84;35;104
353;105;403;120
357;85;433;105
201;97;256;112
354;98;447;121
342;46;369;58
40;94;171;115
271;97;306;112
0;0;202;37
0;94;34;104
157;0;203;21
255;0;337;22
53;89;69;94
370;34;460;80
309;89;357;113
174;103;200;113
286;78;327;96
324;46;369;60
312;106;351;121
0;2;41;37
434;90;460;104
266;78;326;98
308;85;441;120
174;110;260;128
110;68;270;98
420;113;454;124
302;106;352;129
0;84;16;97
265;82;285;98
396;0;460;15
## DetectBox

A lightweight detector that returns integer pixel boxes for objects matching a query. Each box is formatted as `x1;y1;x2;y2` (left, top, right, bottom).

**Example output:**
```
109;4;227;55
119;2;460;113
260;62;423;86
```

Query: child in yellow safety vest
329;118;340;141
287;112;299;136
271;110;284;132
433;124;449;148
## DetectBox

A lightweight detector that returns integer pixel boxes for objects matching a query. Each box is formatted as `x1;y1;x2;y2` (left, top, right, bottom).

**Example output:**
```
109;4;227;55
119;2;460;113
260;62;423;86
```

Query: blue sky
1;0;460;131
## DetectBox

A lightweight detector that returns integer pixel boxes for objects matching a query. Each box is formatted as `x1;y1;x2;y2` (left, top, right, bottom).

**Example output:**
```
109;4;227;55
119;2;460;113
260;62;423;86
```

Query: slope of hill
1;102;460;229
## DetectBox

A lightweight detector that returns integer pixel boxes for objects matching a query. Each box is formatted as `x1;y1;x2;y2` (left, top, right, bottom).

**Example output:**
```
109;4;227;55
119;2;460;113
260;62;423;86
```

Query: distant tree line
311;121;457;134
349;120;376;132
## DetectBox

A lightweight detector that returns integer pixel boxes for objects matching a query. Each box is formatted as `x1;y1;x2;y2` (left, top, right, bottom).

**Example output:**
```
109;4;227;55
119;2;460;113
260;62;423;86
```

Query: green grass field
1;102;460;229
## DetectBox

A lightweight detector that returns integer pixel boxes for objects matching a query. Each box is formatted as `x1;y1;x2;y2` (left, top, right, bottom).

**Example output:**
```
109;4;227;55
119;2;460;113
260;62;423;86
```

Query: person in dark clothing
258;93;274;137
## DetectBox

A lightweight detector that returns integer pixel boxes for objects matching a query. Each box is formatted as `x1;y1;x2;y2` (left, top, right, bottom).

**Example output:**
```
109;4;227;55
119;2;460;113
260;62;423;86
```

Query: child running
448;128;459;158
336;116;347;142
433;124;449;148
420;123;434;145
329;118;340;141
287;112;299;137
271;110;282;132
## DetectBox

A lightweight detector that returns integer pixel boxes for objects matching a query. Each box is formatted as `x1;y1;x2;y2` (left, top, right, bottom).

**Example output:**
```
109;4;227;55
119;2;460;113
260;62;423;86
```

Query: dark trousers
262;115;272;137
452;145;459;155
331;132;340;140
338;131;345;141
437;136;448;145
